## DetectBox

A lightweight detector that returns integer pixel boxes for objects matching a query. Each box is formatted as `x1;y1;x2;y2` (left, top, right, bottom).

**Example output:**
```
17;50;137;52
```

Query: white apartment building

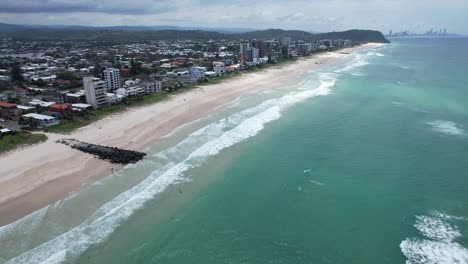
190;66;207;80
142;81;165;94
240;42;250;56
84;77;108;109
103;68;121;92
212;62;225;76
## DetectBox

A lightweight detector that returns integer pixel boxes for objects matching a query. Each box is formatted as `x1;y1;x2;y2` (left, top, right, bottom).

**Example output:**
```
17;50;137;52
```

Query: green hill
0;23;389;43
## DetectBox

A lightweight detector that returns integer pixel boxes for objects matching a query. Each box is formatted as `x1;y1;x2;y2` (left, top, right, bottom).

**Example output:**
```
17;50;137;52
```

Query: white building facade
212;62;226;76
190;66;207;80
84;77;108;109
103;68;121;92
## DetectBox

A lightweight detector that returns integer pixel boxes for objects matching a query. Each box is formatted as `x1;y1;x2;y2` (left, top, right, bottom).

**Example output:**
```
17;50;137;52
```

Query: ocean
1;37;468;264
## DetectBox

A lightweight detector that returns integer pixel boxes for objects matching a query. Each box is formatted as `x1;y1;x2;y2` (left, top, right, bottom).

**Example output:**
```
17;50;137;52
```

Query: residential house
21;113;60;127
48;104;72;115
0;102;21;120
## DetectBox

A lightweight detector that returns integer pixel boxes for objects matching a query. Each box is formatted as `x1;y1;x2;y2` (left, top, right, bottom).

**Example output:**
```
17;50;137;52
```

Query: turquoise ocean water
1;37;468;264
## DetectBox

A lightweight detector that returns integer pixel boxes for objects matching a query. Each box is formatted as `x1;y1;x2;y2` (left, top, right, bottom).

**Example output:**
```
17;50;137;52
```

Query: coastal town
0;35;353;151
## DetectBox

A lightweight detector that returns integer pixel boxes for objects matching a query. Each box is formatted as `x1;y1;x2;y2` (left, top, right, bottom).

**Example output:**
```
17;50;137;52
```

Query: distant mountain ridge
0;23;256;34
0;22;390;43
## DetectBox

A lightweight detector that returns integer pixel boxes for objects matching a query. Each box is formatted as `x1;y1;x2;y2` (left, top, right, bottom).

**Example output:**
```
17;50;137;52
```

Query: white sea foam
431;211;468;221
4;73;337;264
335;53;369;73
401;238;468;264
428;120;465;136
414;215;461;242
366;51;385;57
400;212;468;264
351;72;367;76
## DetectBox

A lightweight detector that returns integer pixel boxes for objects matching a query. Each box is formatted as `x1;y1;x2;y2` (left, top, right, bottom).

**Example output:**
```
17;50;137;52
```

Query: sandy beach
0;43;382;226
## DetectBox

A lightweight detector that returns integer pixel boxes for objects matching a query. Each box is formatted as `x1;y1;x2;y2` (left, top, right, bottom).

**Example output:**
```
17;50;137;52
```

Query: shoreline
0;43;383;226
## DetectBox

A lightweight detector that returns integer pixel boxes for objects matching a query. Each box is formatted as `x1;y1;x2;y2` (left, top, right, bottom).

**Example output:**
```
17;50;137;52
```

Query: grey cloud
0;0;173;15
0;0;466;34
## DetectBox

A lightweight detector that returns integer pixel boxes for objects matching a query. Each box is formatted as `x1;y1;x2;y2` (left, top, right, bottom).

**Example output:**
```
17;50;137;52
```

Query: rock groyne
57;139;146;164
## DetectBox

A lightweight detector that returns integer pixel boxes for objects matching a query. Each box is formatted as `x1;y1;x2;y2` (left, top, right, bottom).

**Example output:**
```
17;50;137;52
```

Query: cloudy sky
0;0;466;34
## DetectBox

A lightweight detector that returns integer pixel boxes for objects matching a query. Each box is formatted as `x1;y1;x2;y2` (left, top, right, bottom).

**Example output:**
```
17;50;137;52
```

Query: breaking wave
400;212;468;264
366;51;385;57
427;120;465;136
335;53;369;73
3;73;336;264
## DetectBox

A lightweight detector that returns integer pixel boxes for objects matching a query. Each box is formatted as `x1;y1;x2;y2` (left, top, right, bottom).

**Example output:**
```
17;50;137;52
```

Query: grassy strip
0;132;47;154
47;92;170;134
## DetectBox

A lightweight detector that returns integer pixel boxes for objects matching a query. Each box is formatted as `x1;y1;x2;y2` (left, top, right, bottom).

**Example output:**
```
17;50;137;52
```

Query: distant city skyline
0;0;467;35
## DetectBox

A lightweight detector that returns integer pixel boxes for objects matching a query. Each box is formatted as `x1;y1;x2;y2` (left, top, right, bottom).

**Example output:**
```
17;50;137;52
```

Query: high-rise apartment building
103;68;121;92
84;77;108;109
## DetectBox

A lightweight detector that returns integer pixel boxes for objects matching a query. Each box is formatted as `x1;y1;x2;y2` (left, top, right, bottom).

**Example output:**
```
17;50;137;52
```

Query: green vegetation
2;27;390;43
47;105;126;134
0;132;47;154
56;71;78;80
311;29;391;43
10;63;23;83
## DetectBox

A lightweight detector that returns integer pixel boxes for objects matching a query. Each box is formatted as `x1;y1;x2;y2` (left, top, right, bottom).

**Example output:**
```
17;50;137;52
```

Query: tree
34;79;46;87
7;97;21;104
130;59;142;76
114;60;121;70
57;71;76;80
93;62;101;78
11;63;23;83
27;117;38;130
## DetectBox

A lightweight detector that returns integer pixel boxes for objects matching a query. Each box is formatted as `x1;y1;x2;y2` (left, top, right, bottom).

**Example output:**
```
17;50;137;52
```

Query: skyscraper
240;42;250;56
103;68;121;92
252;40;273;58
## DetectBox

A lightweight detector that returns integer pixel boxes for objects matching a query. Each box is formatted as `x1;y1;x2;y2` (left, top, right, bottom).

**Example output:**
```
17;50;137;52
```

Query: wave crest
400;212;468;264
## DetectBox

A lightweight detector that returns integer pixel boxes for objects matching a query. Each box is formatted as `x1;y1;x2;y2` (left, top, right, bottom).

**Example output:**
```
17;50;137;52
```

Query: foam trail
400;212;468;264
414;215;461;242
427;120;465;136
5;75;336;264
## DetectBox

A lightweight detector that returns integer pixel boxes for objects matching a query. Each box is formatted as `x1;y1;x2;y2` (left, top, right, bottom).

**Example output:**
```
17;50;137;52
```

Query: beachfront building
21;113;60;127
297;43;312;55
166;71;198;84
190;66;207;80
212;62;226;76
141;81;165;94
106;93;122;104
240;42;250;57
83;77;108;109
247;47;260;63
252;40;273;58
103;67;121;92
